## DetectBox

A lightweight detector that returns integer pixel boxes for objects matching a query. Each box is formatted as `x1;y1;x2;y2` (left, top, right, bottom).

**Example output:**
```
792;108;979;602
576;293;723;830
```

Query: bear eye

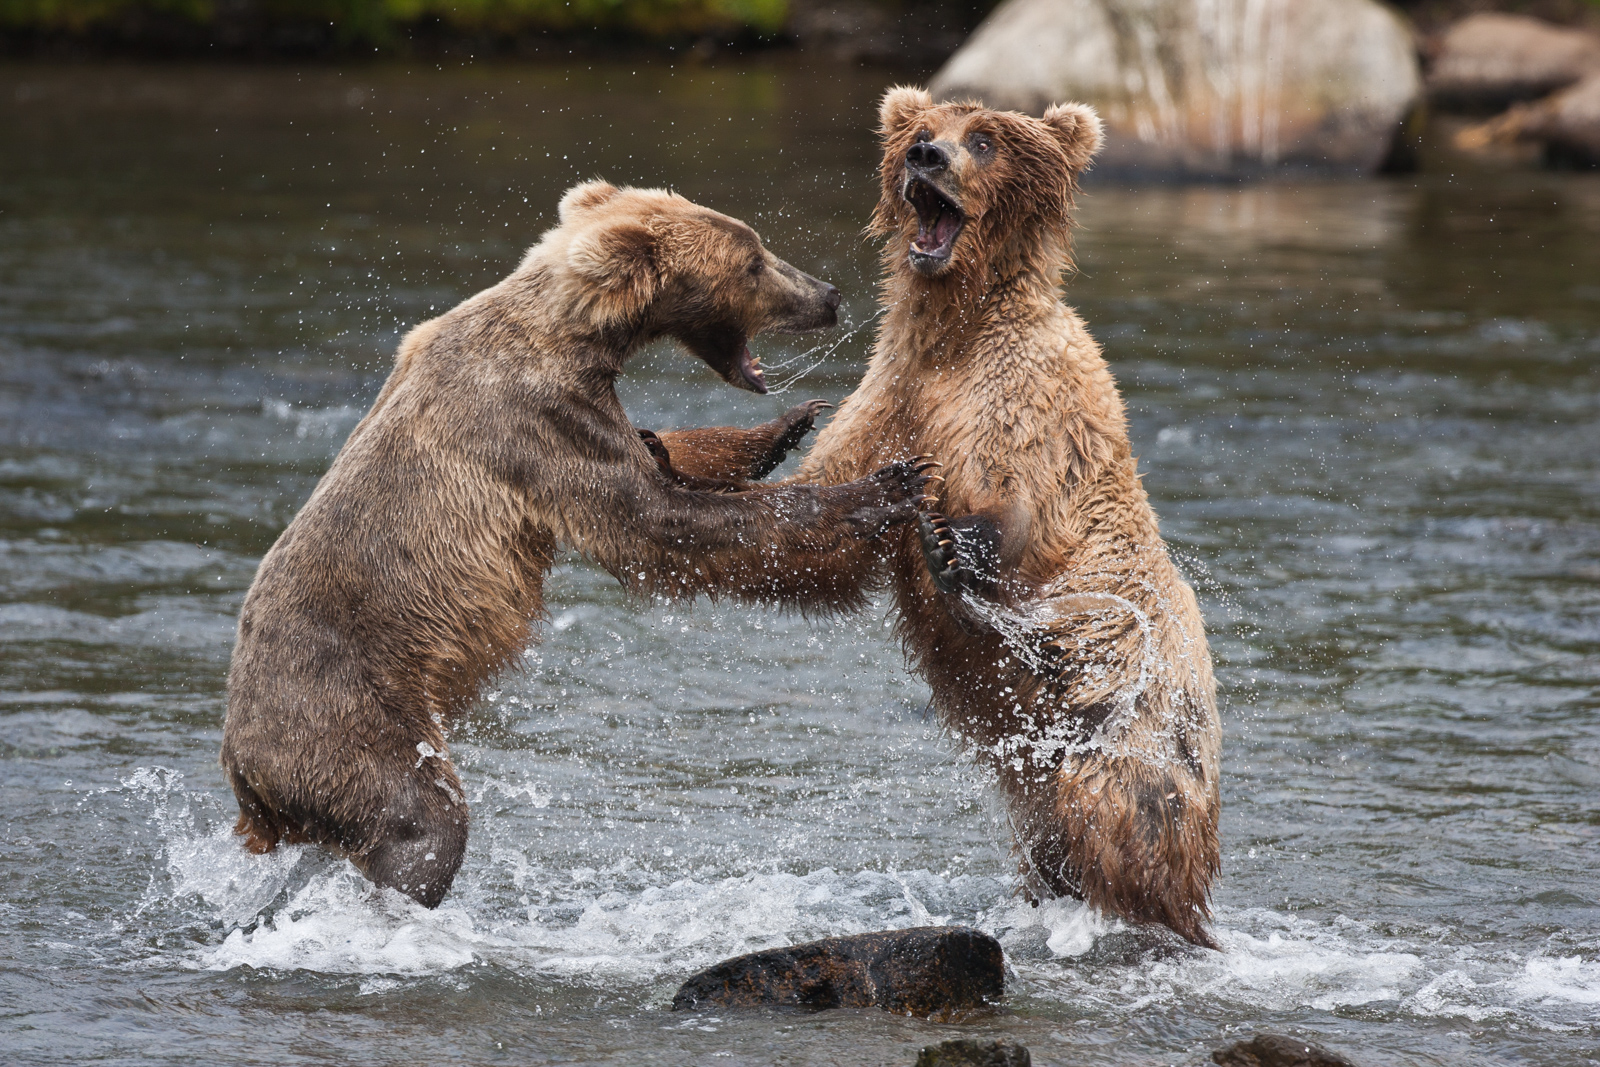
748;257;765;277
970;134;994;156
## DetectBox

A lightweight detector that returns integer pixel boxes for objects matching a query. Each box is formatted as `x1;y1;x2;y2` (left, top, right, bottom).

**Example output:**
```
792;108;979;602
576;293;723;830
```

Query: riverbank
6;0;1594;65
0;0;986;65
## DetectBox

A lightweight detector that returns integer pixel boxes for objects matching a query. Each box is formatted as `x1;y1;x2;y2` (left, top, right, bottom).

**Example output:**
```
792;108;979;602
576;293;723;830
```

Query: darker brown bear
221;182;929;907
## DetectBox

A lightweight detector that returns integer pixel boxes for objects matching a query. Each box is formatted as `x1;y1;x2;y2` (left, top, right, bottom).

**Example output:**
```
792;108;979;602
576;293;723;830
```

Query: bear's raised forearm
637;514;894;612
651;399;832;481
554;459;930;610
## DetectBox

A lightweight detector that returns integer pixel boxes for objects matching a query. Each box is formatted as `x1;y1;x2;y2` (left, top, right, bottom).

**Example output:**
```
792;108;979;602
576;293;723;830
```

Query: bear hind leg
234;810;280;855
1010;756;1221;949
350;770;470;909
227;773;285;855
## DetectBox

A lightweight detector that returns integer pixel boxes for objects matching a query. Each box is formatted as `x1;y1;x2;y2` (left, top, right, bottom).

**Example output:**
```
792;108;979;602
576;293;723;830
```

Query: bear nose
906;141;950;172
823;284;841;311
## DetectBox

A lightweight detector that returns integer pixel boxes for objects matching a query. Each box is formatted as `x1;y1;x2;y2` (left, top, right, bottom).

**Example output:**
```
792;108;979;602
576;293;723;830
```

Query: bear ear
1042;102;1104;172
567;220;661;324
879;86;934;140
559;180;622;223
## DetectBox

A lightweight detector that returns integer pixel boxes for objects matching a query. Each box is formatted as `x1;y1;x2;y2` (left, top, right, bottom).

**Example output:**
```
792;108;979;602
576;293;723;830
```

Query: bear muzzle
902;147;967;275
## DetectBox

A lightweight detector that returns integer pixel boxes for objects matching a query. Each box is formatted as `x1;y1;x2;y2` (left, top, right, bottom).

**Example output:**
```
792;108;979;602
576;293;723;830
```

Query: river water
1;61;1597;1066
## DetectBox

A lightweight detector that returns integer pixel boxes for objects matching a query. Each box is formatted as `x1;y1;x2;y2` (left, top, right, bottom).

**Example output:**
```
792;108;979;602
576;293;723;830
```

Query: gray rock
671;925;1003;1020
927;0;1421;178
1428;13;1600;111
1212;1033;1358;1067
916;1037;1031;1067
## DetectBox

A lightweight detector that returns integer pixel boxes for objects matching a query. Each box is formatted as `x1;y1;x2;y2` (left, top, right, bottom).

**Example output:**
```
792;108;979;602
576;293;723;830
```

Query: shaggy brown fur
678;90;1222;945
221;182;930;907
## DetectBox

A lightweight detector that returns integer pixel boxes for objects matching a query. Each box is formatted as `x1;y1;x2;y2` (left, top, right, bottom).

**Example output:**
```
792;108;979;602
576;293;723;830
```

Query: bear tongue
913;203;959;255
736;344;768;394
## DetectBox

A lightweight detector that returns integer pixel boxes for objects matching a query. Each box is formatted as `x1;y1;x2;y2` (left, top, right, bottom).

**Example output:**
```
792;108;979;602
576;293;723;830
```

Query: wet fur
797;90;1222;945
221;183;923;906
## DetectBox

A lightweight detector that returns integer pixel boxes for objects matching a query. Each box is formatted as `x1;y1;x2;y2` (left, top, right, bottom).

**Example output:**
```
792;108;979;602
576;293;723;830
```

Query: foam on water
1513;956;1600;1007
190;856;1008;983
121;766;1600;1034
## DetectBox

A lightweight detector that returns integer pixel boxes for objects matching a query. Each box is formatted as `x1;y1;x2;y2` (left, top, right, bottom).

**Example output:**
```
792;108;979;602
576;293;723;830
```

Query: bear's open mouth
682;323;768;395
904;177;965;269
732;343;767;394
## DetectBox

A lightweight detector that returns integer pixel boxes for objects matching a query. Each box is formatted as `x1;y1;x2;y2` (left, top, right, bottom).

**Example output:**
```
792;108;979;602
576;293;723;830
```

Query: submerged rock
1428;13;1600;111
928;0;1420;178
916;1037;1031;1067
1212;1033;1358;1067
671;926;1003;1019
1456;71;1600;167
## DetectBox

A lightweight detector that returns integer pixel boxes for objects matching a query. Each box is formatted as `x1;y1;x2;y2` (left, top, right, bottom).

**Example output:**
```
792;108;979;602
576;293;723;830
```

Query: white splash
117;765;1600;1035
1513;956;1600;1007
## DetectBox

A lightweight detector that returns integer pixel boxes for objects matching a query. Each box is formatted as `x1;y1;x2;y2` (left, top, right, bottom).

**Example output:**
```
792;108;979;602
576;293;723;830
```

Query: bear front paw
753;399;833;478
843;457;938;537
871;456;941;507
917;507;971;596
775;399;832;452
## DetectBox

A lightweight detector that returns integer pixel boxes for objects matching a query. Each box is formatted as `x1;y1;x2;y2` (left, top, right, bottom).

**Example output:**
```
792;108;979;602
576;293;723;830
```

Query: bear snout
906;140;952;173
767;263;841;332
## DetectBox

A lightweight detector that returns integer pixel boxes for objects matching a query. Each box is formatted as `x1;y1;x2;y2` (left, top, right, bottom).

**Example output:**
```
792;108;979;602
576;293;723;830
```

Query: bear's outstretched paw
750;399;833;479
773;399;832;454
875;456;940;506
845;457;939;536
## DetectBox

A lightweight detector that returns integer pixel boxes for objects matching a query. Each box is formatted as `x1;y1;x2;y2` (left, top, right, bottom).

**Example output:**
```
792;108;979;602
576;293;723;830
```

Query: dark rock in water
1212;1033;1358;1067
671;926;1003;1019
1428;14;1600;111
915;1037;1031;1067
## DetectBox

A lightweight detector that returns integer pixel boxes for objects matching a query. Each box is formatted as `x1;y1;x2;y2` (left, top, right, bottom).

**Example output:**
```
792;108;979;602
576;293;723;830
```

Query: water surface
1;61;1598;1066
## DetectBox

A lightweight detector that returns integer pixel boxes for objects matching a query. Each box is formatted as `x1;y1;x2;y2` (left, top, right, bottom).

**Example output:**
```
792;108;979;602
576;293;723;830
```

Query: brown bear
659;92;1223;946
221;181;932;907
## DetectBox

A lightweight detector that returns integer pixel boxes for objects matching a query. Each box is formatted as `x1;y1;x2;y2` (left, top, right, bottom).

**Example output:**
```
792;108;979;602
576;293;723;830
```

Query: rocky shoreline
9;1;1595;173
1434;12;1600;165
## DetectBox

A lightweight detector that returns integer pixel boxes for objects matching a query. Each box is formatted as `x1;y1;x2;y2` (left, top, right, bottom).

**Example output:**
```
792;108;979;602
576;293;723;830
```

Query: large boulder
927;0;1421;178
1428;13;1600;111
671;926;1004;1019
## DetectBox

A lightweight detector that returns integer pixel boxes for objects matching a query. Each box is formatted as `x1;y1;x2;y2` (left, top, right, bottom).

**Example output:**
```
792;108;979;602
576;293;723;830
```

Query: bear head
548;181;841;394
870;87;1103;282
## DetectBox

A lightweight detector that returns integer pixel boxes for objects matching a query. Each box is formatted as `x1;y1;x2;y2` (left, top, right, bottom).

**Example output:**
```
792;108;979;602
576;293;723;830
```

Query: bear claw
916;506;971;596
758;399;835;477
